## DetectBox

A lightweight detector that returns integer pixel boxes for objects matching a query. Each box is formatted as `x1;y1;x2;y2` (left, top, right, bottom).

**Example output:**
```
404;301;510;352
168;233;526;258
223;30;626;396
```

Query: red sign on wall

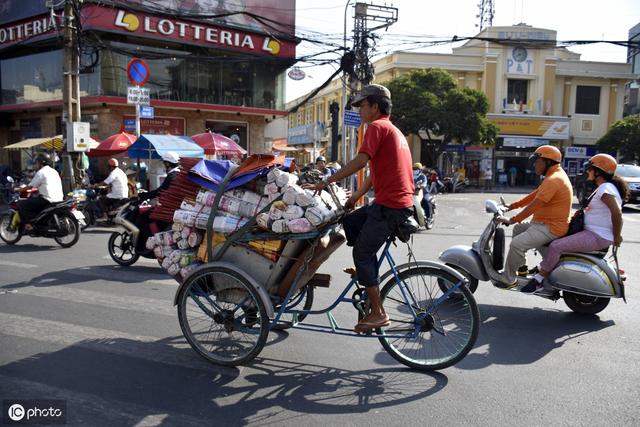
123;116;185;135
82;4;296;58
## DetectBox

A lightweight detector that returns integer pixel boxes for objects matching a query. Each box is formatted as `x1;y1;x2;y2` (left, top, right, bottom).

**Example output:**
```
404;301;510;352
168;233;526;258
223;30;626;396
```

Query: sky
286;0;640;102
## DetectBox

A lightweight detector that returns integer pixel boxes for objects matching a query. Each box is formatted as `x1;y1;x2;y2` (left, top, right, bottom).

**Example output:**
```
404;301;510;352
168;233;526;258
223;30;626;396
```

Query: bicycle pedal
343;267;357;278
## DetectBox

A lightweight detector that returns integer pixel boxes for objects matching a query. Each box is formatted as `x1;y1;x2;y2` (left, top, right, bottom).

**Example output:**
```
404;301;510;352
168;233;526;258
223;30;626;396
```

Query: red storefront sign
123;116;185;135
82;4;296;58
0;14;61;49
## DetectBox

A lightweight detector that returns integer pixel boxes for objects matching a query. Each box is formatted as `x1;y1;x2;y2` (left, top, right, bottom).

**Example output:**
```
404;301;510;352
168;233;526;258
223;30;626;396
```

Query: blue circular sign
127;59;149;86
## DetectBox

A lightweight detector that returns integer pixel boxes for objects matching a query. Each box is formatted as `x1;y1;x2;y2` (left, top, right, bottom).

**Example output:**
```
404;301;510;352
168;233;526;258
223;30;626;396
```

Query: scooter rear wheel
563;292;610;315
108;231;139;266
53;212;80;248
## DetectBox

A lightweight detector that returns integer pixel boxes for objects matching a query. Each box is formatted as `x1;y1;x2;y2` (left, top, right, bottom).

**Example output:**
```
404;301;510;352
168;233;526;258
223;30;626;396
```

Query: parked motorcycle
0;187;83;247
439;198;626;314
443;175;468;193
107;197;167;266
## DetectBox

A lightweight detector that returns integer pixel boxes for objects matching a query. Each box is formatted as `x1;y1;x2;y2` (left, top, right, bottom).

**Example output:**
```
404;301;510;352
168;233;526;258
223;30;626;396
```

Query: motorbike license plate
72;210;85;221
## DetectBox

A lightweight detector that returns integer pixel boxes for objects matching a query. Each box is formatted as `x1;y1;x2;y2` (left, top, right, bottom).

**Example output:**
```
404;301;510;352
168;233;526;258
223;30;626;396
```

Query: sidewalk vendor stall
127;134;204;189
191;131;247;161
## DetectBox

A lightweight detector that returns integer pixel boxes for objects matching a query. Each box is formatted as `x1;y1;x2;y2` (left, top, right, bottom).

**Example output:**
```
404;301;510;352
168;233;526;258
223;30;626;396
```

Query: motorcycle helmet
528;145;561;171
413;162;423;170
315;155;326;163
34;153;52;166
161;151;180;165
586;153;617;176
108;158;119;167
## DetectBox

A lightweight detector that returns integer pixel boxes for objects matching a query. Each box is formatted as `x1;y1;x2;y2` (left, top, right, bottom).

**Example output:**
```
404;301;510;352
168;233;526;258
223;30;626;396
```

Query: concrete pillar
562;78;572;116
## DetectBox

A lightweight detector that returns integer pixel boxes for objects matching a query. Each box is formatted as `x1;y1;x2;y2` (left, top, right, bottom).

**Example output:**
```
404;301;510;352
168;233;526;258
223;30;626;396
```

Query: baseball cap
351;84;391;107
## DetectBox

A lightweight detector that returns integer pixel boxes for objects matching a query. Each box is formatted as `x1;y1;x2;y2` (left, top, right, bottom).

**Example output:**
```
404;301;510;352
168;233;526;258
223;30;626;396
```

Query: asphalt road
1;192;639;426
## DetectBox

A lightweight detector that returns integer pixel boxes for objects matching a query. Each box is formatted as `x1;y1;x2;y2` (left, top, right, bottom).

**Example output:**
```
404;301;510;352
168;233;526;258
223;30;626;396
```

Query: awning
272;139;300;152
3;135;64;150
127;134;204;159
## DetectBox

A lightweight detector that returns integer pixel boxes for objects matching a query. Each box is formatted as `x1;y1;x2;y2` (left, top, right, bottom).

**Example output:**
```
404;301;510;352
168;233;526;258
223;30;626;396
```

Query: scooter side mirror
485;199;500;214
500;196;507;206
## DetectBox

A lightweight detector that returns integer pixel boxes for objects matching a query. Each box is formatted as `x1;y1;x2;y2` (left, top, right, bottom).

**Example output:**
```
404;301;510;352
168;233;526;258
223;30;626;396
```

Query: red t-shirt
359;116;414;209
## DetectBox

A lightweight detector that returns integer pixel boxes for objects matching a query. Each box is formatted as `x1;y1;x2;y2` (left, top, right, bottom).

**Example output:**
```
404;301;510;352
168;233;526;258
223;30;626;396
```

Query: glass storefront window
1;49;101;105
100;41;286;109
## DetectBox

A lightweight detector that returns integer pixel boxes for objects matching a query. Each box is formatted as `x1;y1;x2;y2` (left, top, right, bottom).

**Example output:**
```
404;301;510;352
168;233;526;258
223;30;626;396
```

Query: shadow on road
0;242;64;252
0;264;166;290
457;303;615;370
0;337;447;425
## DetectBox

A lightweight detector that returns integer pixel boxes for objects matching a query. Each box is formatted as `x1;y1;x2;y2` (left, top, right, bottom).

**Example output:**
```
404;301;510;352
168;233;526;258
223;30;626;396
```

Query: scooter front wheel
108;231;139;266
0;213;21;244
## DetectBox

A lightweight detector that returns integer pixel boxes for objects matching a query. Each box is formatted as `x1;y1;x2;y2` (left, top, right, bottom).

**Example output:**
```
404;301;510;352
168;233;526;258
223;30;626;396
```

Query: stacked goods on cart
144;154;347;284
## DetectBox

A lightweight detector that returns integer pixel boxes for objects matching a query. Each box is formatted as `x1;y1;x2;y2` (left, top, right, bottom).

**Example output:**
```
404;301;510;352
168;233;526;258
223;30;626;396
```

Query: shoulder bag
565;190;596;236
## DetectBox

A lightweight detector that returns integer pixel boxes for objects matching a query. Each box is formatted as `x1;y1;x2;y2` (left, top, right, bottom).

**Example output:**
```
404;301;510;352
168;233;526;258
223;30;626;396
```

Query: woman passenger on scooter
521;154;628;293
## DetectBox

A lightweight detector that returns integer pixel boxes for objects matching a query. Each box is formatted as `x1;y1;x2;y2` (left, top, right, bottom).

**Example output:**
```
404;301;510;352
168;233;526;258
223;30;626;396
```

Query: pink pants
540;229;612;273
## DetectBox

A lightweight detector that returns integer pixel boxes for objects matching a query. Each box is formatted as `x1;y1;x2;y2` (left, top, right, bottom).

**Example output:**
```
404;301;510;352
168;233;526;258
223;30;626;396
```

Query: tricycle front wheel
177;266;269;366
378;266;480;371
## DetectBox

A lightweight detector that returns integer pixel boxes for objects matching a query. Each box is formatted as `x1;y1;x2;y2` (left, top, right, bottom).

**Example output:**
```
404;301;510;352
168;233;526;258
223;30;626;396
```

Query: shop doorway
503;157;531;186
205;120;248;153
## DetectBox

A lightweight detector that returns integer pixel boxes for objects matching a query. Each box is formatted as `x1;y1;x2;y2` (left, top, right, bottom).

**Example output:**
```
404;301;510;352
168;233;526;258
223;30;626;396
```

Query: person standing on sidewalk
306;84;414;332
496;145;573;287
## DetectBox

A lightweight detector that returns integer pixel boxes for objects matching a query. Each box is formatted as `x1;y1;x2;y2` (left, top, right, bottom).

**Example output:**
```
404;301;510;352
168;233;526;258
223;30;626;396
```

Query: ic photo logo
3;400;66;425
7;404;24;421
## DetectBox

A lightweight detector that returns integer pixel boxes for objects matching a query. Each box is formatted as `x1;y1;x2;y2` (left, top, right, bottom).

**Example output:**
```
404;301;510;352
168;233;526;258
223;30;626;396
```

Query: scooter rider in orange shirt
496;145;573;287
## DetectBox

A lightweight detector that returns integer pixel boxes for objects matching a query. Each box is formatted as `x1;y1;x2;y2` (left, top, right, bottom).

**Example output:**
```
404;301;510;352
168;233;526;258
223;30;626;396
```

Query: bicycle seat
395;217;419;242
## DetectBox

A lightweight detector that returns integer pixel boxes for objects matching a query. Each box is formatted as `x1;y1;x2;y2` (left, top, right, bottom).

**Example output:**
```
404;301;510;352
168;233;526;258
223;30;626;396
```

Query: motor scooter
0;187;84;247
107;197;167;266
72;185;129;230
413;188;436;230
439;197;626;314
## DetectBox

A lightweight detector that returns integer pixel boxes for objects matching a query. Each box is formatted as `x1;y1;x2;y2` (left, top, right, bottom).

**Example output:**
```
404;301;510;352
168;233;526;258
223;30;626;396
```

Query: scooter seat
581;248;609;258
564;247;609;258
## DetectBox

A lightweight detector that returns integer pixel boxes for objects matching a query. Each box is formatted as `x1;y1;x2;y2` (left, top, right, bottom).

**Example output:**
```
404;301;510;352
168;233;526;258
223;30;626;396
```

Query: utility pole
329;101;340;161
476;0;495;31
346;3;397;192
61;0;81;193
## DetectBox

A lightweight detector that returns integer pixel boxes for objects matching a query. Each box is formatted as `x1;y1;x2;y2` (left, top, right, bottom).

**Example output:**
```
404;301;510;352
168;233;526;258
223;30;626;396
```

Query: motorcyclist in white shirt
97;158;128;219
16;153;63;230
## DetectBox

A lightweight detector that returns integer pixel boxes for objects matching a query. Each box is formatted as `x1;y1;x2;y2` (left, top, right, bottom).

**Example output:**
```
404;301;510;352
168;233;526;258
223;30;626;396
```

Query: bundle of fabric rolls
257;168;347;234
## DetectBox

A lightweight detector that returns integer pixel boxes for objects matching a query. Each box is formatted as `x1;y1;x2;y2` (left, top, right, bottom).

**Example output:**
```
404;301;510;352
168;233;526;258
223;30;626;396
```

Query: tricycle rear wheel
177;266;269;366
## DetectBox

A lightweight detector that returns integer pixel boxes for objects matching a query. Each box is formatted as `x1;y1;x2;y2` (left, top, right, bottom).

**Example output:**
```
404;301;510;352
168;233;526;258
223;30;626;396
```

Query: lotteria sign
0;14;60;48
83;4;295;58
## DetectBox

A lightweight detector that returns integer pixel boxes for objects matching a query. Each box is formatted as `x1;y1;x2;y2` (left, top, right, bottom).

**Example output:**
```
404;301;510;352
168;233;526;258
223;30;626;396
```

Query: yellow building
287;24;635;185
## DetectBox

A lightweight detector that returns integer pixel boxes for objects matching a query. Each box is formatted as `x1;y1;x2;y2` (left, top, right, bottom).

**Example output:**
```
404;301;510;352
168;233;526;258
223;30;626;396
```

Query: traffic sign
140;106;154;119
344;110;361;127
127;59;150;86
127;86;150;105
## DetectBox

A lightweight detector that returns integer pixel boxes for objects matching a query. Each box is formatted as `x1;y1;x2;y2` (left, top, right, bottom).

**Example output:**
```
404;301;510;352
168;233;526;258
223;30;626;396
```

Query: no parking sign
127;59;149;86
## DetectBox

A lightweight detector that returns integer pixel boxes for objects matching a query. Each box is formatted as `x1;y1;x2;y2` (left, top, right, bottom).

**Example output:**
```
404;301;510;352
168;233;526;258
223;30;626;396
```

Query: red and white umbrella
191;131;247;156
88;132;137;157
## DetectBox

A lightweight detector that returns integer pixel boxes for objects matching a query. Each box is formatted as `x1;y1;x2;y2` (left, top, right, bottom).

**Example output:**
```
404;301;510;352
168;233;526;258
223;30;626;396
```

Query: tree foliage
597;115;640;162
386;69;497;161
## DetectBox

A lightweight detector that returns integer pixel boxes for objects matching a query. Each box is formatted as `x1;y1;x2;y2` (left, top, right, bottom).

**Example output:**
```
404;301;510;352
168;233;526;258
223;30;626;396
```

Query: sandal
354;315;390;332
